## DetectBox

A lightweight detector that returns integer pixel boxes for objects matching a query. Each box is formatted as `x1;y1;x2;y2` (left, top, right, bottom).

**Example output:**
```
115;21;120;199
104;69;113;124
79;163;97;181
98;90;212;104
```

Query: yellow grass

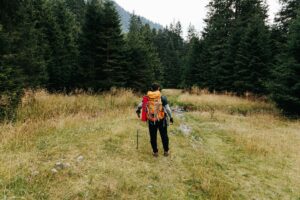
177;92;277;115
0;89;299;199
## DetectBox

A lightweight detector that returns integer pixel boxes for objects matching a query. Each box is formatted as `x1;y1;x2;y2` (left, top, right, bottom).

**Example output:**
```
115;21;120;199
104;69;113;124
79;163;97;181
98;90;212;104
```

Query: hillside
113;1;164;32
0;89;299;199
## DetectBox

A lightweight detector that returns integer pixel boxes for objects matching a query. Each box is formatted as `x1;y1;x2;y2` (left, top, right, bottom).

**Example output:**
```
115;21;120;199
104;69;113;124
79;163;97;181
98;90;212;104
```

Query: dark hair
151;83;160;91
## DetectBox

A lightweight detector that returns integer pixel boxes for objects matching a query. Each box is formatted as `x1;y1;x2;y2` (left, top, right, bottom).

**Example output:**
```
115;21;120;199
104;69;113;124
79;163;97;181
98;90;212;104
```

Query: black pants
148;119;169;153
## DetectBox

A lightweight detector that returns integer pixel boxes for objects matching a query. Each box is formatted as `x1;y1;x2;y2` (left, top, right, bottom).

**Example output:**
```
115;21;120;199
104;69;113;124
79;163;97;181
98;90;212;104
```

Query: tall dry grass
17;88;137;121
0;89;299;199
177;92;277;116
0;89;138;149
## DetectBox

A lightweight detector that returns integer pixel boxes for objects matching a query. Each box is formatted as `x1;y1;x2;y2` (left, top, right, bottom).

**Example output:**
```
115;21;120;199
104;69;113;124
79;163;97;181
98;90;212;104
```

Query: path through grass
0;89;299;199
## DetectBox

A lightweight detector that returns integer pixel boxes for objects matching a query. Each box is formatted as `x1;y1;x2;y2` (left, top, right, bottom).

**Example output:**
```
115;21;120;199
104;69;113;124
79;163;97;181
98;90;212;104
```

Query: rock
64;162;71;168
77;155;84;162
51;168;58;174
55;162;64;170
31;170;39;176
179;124;192;136
54;161;71;170
172;106;186;119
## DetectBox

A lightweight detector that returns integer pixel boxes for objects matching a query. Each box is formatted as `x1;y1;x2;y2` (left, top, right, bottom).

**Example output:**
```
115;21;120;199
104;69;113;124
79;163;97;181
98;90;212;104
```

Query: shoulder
161;96;168;106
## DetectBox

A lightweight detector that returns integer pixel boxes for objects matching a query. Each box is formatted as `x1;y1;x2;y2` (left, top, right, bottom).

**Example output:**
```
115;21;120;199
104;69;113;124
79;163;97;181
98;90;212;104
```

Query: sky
114;0;282;37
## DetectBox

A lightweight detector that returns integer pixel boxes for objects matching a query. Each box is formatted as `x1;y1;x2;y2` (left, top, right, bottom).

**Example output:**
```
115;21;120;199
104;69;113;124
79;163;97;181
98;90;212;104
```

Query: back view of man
136;83;173;157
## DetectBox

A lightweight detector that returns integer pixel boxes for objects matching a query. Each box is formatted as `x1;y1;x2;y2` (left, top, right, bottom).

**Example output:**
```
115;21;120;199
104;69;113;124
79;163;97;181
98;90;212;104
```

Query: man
136;83;174;157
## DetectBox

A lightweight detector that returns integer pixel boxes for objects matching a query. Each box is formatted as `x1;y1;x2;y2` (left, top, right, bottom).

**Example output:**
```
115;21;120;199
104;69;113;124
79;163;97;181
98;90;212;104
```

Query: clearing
0;89;299;199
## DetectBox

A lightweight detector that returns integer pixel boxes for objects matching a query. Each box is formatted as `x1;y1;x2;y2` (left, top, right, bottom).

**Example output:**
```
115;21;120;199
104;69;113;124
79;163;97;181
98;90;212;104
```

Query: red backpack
141;96;149;122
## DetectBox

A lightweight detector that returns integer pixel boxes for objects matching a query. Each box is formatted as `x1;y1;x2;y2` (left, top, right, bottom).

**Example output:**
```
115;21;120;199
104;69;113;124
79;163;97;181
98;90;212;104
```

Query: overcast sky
114;0;282;37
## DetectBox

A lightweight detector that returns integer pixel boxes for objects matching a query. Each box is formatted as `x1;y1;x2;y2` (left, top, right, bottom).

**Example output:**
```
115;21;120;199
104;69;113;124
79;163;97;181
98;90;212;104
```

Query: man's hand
170;117;174;124
136;110;141;118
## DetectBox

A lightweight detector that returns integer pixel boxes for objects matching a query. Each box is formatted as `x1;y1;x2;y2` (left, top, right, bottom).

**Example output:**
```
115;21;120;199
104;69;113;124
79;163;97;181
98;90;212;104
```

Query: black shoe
164;151;169;157
153;152;159;157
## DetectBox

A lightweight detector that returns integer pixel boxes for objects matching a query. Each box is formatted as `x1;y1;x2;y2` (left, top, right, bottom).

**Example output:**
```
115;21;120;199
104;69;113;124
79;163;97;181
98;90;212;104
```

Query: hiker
136;83;174;157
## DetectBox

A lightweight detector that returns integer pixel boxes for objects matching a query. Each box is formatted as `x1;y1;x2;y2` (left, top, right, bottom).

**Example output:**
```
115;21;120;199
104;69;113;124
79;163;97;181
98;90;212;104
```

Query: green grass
0;89;299;199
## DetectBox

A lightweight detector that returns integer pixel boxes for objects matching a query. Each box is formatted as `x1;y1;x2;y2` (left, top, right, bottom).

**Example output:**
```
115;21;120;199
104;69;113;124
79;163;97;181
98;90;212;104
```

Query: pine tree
268;10;300;116
153;29;169;85
79;0;105;90
202;0;234;91
65;0;86;25
183;24;212;89
0;0;20;30
276;0;300;35
99;0;127;90
141;24;163;84
184;37;200;88
0;24;23;120
15;0;49;88
271;0;300;63
125;15;159;91
0;0;49;89
232;0;271;94
46;0;80;91
157;22;185;88
0;0;51;119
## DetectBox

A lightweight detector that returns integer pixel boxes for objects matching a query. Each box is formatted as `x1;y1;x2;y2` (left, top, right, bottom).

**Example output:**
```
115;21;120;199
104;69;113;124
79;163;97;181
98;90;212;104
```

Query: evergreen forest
1;0;300;119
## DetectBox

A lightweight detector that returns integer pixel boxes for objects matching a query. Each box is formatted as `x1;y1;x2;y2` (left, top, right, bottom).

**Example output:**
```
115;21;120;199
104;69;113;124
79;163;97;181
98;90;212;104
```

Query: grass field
0;89;299;199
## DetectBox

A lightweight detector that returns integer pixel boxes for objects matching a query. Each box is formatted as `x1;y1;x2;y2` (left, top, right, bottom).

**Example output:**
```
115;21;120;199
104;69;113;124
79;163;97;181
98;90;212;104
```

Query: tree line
0;0;299;120
184;0;300;116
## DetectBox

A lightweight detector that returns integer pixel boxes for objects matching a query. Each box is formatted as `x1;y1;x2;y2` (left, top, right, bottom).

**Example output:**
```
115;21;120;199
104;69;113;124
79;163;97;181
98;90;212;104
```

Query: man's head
151;83;161;91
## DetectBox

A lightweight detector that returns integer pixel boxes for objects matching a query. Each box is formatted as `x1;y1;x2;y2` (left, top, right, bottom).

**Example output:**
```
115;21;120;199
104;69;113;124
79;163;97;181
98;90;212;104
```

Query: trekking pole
136;129;139;150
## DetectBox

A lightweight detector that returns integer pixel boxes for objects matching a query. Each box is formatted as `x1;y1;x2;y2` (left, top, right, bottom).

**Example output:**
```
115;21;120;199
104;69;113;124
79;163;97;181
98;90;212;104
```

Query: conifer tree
141;24;163;84
271;0;300;60
184;36;201;88
0;0;20;30
125;15;159;91
202;0;234;91
268;10;300;116
65;0;86;25
232;0;271;94
46;0;80;91
157;22;185;88
99;0;127;90
15;0;49;88
0;0;50;119
79;0;105;90
276;0;300;35
0;24;23;120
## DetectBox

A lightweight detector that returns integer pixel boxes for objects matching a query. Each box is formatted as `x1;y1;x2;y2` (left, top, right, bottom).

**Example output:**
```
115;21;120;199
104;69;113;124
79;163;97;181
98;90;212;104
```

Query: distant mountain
113;1;164;32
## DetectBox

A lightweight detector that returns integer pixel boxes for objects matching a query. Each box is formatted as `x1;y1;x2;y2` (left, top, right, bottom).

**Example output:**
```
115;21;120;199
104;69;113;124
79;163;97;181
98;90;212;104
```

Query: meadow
0;89;299;199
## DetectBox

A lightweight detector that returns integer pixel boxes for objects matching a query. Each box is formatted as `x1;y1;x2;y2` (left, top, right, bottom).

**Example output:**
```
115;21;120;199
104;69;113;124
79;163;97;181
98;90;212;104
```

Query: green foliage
0;0;299;118
184;36;203;88
65;0;86;25
45;0;80;92
156;22;185;88
0;0;20;30
125;15;162;92
184;0;271;94
233;7;271;94
0;25;23;120
15;0;49;88
268;12;300;116
202;0;234;91
79;0;103;90
275;0;300;36
100;0;127;89
79;0;127;91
